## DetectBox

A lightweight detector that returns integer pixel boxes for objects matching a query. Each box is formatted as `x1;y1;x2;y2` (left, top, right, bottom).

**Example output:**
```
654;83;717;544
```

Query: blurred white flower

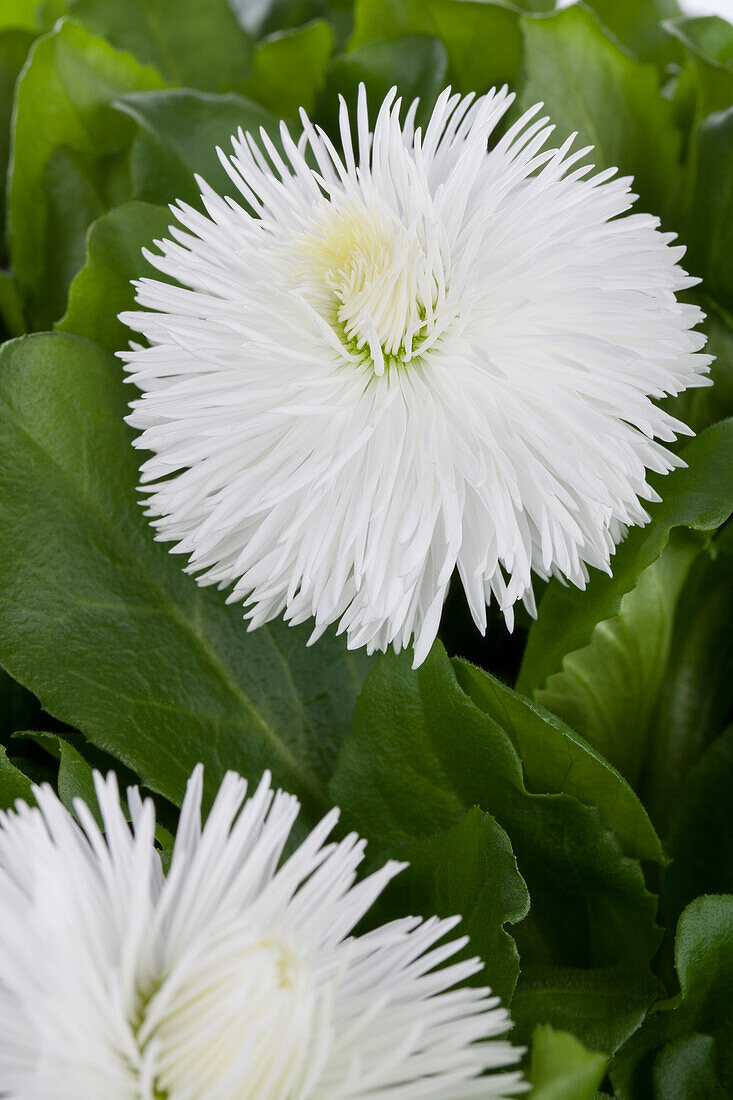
0;767;526;1099
121;85;710;666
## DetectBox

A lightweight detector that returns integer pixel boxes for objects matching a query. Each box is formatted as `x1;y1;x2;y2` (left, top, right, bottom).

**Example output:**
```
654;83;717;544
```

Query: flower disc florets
0;768;527;1099
121;85;711;665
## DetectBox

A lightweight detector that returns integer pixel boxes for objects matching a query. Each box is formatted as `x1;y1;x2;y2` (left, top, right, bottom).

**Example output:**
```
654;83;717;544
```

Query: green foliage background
0;0;732;1095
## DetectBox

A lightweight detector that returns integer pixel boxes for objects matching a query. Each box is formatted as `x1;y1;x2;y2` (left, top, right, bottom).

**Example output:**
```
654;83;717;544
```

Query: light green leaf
57;200;172;353
528;1025;607;1100
518;419;733;697
582;0;682;64
244;20;333;116
0;332;371;822
455;659;663;863
331;643;661;980
536;534;699;787
319;36;449;134
8;19;165;329
67;0;253;92
666;16;733;118
115;88;280;207
515;4;680;215
350;0;522;94
0;0;44;31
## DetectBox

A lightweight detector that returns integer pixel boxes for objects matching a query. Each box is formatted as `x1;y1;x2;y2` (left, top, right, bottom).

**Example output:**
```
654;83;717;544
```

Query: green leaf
611;895;733;1098
641;524;733;828
318;36;449;135
455;660;663;863
653;1033;728;1100
56;200;172;353
67;0;253;93
518;419;733;697
582;0;682;64
8;19;165;329
535;534;699;787
115;88;280;207
0;332;371;822
350;0;522;94
231;0;328;40
0;29;35;246
679;108;733;315
379;807;529;1004
515;5;680;215
666;17;733;118
331;643;661;979
0;744;33;808
663;726;733;932
244;20;333;116
0;0;44;32
513;966;664;1056
528;1025;607;1100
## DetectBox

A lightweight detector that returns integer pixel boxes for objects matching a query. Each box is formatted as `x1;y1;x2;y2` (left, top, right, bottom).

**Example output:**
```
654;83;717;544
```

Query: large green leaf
455;660;663;863
515;5;680;216
331;644;661;980
518;420;733;697
582;0;682;64
57;200;172;353
318;36;449;135
349;0;522;94
611;895;733;1098
244;20;333;116
535;535;699;787
528;1025;607;1100
7;19;165;329
378;807;530;1003
513;966;663;1056
663;726;733;933
115;88;281;207
0;332;371;822
666;16;733;120
67;0;253;92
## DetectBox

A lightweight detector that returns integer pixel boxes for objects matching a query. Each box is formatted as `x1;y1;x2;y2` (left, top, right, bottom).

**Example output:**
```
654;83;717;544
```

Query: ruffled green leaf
7;19;165;330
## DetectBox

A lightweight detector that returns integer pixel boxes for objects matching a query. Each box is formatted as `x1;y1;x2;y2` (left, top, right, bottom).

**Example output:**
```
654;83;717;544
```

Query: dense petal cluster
121;85;710;665
0;767;527;1099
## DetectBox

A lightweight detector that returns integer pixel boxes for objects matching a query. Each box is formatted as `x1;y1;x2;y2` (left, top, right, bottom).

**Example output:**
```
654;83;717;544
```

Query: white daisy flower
0;767;527;1099
120;85;710;666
